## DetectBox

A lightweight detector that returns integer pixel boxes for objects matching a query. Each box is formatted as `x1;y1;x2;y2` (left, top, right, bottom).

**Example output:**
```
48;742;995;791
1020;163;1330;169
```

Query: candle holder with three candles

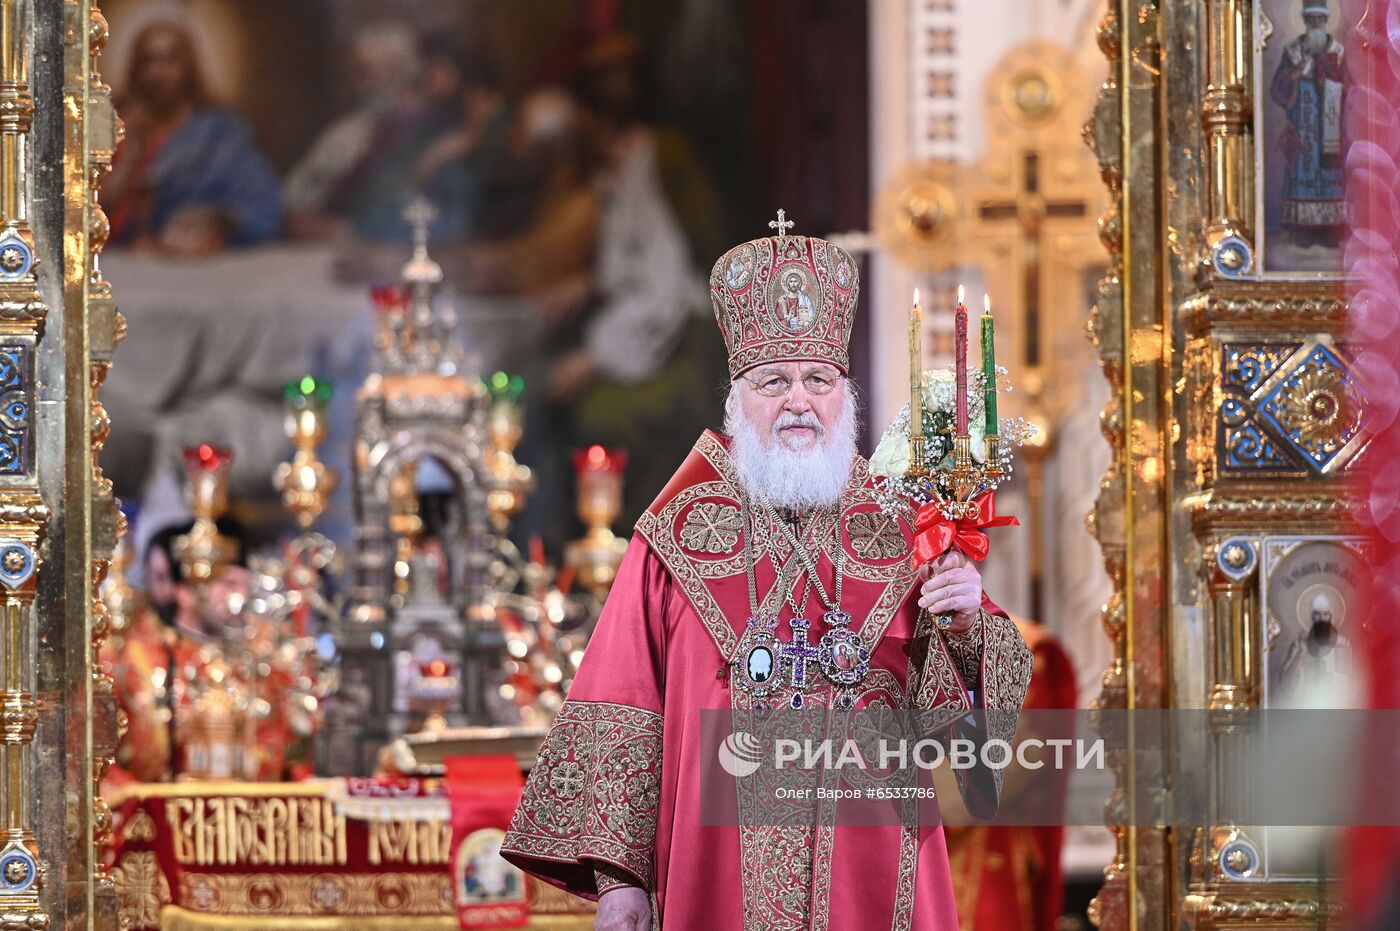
871;287;1036;525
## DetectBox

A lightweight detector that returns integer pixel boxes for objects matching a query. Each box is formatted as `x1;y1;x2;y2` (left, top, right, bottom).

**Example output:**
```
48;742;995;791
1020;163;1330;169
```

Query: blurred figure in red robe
944;617;1075;930
103;522;249;786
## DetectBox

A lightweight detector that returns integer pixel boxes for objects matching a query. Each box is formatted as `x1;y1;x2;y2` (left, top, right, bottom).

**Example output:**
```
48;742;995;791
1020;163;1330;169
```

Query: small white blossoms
868;365;1036;485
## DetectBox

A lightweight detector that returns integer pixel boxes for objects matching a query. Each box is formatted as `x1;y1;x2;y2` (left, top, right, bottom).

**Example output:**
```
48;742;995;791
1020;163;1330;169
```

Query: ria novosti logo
716;730;1106;777
717;731;763;777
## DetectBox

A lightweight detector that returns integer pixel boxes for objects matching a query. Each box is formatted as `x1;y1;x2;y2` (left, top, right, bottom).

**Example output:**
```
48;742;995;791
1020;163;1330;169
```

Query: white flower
970;420;987;464
869;427;910;478
880;367;1009;476
921;367;988;421
921;369;957;413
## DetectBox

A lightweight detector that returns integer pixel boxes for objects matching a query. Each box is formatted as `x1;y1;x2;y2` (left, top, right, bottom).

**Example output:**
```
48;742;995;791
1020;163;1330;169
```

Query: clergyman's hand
596;886;651;931
918;549;983;633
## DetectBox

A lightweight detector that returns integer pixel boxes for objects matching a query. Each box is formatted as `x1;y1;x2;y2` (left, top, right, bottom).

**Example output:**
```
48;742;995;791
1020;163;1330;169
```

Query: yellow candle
909;289;923;447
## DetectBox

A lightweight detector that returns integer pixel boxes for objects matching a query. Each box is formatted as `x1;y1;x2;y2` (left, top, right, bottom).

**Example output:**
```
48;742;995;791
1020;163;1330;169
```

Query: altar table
108;778;595;931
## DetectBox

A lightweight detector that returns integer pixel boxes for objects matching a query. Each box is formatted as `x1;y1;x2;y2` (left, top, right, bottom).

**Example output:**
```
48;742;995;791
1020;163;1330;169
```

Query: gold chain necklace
743;504;801;619
732;494;872;711
762;503;844;613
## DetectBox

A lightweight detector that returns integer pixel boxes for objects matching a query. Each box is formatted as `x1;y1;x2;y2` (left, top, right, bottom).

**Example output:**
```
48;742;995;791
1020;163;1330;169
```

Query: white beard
725;383;858;511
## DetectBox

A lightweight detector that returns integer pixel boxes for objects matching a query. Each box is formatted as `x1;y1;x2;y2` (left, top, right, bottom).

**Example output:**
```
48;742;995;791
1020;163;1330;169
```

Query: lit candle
981;293;997;436
954;285;968;435
909;289;924;464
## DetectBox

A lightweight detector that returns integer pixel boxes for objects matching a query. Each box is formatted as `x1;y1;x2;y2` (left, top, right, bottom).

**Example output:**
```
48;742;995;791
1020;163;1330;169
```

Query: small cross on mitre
769;208;795;239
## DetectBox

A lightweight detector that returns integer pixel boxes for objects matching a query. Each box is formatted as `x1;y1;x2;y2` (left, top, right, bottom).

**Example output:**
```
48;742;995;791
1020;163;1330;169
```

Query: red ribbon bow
913;492;1020;563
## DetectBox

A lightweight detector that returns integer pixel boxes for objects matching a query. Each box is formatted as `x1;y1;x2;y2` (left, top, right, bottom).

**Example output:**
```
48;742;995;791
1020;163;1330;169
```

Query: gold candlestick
483;372;534;531
565;446;629;597
175;445;238;587
984;434;1004;476
274;377;338;532
953;433;973;469
939;432;988;520
173;444;257;780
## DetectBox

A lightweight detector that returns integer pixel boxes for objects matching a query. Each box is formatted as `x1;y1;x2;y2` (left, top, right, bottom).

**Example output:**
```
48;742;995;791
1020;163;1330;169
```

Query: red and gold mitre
709;212;860;378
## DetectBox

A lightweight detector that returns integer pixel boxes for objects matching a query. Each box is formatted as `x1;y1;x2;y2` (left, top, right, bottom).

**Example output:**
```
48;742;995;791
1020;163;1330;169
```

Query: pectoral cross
769;208;795;239
781;618;819;689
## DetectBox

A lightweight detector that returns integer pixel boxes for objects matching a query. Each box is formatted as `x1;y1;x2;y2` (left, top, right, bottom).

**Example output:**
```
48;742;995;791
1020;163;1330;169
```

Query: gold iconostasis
0;0;1377;929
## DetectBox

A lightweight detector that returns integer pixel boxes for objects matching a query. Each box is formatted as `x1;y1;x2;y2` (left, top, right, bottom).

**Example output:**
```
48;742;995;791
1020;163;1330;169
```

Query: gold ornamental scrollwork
1190;490;1359;533
78;0;127;925
177;871;451;917
1183;282;1347;332
873;161;963;273
111;851;172;930
1182;888;1346;928
1000;63;1065;127
1082;1;1130;926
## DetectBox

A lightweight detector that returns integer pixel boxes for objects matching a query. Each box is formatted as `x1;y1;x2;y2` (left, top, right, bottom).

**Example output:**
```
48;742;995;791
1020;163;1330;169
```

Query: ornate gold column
1084;0;1173;925
0;524;45;928
1088;0;1357;924
1201;0;1254;268
81;2;123;926
0;0;124;926
1083;6;1126;922
0;1;50;926
1181;0;1352;925
1204;539;1258;714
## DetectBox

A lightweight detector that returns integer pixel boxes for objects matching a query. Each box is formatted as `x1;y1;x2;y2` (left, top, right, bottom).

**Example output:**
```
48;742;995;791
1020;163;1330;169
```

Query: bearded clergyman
502;219;1034;930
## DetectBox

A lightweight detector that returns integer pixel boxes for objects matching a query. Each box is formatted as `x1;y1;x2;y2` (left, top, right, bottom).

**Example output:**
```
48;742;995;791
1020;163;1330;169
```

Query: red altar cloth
108;775;597;931
108;778;457;929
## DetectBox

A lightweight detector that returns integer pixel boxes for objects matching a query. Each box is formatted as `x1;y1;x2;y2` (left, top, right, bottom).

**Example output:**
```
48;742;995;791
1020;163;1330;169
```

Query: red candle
954;285;969;434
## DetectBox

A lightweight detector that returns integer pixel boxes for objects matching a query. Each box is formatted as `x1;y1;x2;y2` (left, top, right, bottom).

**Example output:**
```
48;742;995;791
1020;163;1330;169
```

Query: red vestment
503;432;1033;929
104;607;178;785
944;620;1075;930
103;608;215;786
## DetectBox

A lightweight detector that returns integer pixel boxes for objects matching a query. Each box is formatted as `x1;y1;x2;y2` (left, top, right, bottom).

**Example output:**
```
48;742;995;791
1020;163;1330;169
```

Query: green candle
980;294;997;436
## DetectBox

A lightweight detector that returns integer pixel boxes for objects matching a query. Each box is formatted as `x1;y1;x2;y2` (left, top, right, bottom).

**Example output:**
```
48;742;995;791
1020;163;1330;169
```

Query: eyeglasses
739;369;844;398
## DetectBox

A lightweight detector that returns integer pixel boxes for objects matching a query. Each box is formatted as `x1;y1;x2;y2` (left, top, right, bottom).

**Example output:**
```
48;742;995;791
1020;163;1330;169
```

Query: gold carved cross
973;152;1088;368
873;43;1106;623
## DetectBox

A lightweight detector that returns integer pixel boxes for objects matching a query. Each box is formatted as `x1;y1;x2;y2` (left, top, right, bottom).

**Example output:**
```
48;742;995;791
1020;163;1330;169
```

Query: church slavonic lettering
165;797;347;868
368;818;454;865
